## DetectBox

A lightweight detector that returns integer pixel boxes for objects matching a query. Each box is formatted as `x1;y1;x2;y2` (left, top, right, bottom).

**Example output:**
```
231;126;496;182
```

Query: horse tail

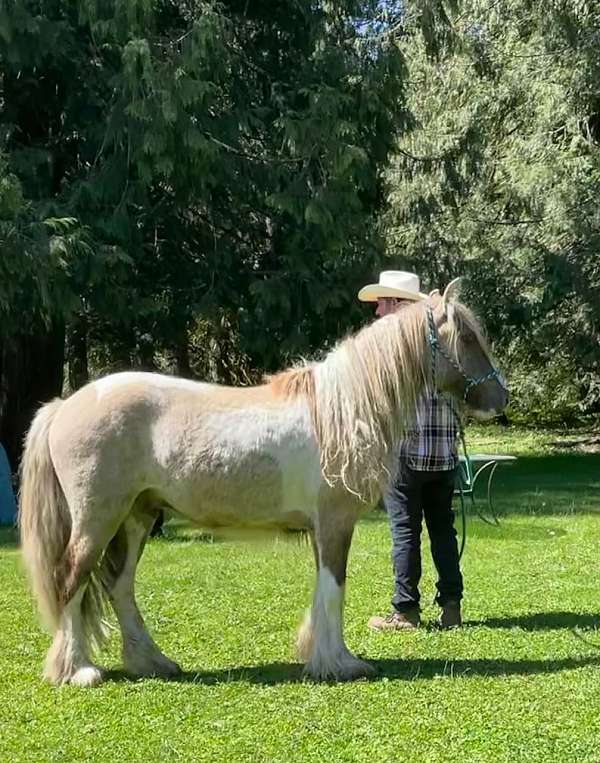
19;399;70;632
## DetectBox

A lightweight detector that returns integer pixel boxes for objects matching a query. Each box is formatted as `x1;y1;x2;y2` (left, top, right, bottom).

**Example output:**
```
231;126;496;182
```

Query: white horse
19;281;507;686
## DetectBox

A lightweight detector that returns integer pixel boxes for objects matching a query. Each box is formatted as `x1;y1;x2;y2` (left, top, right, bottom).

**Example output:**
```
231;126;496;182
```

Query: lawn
1;426;600;762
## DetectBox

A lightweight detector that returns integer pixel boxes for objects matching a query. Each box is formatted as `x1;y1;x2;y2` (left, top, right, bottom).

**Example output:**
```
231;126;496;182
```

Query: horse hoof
156;658;182;678
69;666;104;687
341;658;375;681
126;654;182;679
305;656;375;682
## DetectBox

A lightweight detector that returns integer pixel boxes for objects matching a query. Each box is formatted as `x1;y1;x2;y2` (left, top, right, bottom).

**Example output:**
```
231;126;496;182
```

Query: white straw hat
358;271;427;302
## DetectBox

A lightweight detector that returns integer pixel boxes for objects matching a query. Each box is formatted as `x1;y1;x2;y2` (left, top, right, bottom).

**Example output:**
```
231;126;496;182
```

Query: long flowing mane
269;299;497;500
312;300;431;497
269;301;431;499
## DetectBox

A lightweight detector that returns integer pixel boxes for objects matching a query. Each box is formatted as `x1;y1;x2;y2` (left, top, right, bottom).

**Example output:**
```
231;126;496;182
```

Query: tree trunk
174;328;192;378
67;312;89;392
0;322;65;472
137;332;157;371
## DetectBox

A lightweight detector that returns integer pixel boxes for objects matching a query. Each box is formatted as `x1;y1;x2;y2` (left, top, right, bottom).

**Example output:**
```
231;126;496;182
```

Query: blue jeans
384;464;463;612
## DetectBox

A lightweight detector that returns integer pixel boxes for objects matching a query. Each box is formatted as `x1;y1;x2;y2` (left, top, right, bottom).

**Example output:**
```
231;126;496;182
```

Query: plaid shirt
399;393;460;471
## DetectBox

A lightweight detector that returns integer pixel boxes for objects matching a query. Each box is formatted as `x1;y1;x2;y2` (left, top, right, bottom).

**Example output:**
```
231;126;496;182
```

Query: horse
19;279;508;686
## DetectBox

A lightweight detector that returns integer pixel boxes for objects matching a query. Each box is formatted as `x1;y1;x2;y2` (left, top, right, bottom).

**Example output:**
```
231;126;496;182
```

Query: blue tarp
0;443;17;526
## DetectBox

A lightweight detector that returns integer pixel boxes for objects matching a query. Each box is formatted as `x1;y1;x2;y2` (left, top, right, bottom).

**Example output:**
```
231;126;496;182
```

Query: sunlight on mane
313;301;430;499
268;299;495;501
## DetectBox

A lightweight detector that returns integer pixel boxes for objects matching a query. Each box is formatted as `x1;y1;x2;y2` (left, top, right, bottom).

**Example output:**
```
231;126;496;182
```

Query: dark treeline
1;1;598;468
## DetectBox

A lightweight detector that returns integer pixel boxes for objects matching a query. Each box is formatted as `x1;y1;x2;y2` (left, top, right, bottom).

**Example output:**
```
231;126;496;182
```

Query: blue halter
426;306;505;403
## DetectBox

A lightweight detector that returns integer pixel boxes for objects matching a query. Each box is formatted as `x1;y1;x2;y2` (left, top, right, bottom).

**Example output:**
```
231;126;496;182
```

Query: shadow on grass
368;654;600;681
0;526;18;548
103;650;600;687
467;611;600;630
461;453;600;517
152;529;220;544
361;453;600;520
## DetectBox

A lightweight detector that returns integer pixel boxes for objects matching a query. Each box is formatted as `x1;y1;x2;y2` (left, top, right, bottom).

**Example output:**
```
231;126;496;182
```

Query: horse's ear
442;278;461;307
428;288;440;298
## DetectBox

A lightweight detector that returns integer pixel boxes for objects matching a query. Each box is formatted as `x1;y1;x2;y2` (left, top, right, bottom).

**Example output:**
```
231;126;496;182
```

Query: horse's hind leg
300;492;374;681
44;529;111;687
104;506;181;678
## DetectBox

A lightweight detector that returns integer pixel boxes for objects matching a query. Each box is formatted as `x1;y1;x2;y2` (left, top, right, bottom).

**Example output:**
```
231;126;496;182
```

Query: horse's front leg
298;492;374;681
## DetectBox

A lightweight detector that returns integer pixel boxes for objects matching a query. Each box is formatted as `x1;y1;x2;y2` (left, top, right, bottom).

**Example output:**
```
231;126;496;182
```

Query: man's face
375;297;412;317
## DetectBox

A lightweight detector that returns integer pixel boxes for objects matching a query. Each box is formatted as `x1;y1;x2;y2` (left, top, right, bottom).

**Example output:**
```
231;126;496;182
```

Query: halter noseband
426;305;504;403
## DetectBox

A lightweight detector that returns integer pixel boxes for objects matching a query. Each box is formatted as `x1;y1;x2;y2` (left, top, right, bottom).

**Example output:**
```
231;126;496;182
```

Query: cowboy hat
357;271;428;302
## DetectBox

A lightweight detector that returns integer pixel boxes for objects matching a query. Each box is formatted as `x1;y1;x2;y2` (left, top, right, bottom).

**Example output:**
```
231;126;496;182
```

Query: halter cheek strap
426;306;505;403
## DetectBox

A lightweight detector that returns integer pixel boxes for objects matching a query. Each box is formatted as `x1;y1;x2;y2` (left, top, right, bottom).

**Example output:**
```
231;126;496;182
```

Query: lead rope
427;306;468;563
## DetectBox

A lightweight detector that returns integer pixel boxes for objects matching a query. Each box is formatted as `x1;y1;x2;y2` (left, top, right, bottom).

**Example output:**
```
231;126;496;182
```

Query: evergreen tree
385;0;600;423
0;1;410;463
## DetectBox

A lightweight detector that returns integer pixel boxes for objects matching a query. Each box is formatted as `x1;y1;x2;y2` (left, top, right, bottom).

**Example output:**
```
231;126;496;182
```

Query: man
358;271;463;630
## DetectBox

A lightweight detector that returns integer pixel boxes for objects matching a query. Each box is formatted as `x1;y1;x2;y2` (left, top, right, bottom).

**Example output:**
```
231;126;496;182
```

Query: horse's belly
175;489;313;531
184;506;313;532
160;447;320;531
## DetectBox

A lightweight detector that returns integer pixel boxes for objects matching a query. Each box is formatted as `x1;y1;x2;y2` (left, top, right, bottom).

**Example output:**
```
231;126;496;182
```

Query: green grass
1;426;600;762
